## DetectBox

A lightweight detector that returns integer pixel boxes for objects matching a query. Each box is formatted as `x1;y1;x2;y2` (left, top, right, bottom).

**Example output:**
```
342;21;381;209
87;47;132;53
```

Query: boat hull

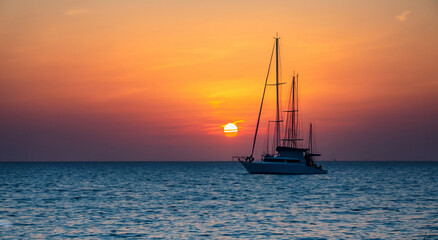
240;161;328;175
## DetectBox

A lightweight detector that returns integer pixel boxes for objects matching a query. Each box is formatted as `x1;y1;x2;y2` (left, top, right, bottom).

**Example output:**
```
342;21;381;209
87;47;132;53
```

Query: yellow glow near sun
224;123;238;137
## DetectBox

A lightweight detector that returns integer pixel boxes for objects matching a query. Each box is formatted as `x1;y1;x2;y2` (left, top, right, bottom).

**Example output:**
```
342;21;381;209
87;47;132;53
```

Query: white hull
240;161;328;175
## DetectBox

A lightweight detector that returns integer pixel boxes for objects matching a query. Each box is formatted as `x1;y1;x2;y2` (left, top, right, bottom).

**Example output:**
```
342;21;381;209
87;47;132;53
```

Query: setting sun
224;123;238;137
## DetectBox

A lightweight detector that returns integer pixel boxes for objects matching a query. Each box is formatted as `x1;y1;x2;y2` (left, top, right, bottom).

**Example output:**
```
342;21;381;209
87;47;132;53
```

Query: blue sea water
0;161;437;239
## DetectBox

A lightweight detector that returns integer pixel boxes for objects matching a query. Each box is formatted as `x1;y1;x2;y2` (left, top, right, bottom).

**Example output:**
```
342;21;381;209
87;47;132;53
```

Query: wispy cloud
64;8;90;17
395;10;411;22
233;120;244;124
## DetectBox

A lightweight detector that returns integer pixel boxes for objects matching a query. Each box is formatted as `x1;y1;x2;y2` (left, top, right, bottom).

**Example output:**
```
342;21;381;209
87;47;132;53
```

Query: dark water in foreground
0;161;437;239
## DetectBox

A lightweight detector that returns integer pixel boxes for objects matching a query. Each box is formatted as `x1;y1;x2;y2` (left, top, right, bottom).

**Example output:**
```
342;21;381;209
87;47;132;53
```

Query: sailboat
234;36;327;174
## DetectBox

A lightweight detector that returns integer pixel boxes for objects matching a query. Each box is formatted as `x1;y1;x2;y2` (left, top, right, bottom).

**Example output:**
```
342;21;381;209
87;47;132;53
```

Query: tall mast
283;75;293;147
291;74;296;147
281;73;303;148
295;74;299;147
275;36;280;149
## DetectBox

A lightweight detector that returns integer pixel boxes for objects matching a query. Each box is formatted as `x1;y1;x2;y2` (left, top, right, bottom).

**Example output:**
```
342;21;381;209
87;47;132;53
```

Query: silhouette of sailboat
234;36;327;174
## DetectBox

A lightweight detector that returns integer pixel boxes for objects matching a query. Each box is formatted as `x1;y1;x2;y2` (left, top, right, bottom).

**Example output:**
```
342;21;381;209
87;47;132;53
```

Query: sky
1;0;437;161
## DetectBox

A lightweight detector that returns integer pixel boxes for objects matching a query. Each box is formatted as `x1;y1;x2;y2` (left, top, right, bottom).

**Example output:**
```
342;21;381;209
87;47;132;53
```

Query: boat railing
232;156;254;162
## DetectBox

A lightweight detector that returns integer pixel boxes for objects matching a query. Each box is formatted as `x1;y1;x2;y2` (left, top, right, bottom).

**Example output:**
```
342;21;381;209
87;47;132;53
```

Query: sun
224;123;238;137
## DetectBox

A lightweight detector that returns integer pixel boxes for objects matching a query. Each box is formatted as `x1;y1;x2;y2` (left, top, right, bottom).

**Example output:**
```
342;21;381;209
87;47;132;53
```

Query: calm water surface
0;161;437;239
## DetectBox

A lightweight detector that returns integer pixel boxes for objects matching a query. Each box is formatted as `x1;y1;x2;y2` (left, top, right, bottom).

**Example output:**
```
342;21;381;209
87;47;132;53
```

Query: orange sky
1;0;437;161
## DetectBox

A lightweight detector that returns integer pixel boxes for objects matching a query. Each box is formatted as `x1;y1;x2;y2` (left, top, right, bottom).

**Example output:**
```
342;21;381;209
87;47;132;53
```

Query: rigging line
250;41;275;158
284;74;294;147
266;121;271;155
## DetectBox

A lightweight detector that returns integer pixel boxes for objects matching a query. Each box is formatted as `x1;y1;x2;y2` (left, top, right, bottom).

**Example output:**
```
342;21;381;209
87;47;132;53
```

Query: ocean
0;161;437;239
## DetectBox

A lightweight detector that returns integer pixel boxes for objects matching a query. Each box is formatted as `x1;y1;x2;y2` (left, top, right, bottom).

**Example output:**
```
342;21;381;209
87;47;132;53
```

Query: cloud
64;8;90;17
395;10;411;22
233;120;244;124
